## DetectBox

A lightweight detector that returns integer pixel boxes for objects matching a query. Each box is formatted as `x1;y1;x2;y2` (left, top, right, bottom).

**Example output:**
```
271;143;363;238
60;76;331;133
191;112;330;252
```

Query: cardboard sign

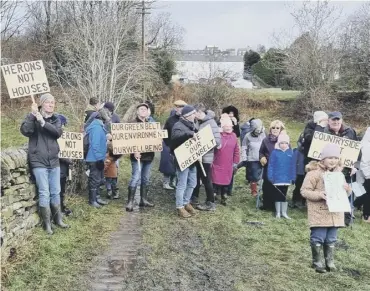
174;125;216;171
323;172;351;212
58;131;83;160
1;60;50;98
308;131;361;168
111;122;167;155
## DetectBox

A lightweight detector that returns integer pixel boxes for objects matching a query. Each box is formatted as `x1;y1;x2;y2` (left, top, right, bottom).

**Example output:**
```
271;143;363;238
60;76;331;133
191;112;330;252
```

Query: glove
96;160;105;170
233;163;238;174
260;157;267;167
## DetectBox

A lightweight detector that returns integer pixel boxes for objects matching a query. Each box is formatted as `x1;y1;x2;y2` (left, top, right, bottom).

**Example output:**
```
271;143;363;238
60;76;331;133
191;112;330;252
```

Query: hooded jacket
301;161;350;228
20;112;63;169
241;119;266;162
267;147;295;185
360;127;370;179
85;119;107;162
198;110;221;164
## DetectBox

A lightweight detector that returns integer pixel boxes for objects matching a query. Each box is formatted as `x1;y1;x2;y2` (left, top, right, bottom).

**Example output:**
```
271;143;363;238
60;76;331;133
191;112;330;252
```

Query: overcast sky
151;1;364;50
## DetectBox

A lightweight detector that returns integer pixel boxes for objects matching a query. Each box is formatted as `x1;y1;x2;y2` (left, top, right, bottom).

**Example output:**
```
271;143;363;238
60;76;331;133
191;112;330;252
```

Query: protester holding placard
85;110;111;208
267;134;295;219
58;114;72;216
259;120;286;211
170;105;198;218
212;114;240;206
20;93;68;234
125;103;155;212
301;144;351;273
191;104;221;211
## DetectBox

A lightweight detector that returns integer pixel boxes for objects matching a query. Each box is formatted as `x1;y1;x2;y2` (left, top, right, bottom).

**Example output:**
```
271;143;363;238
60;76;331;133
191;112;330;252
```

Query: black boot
221;194;227;206
39;206;53;235
89;189;102;208
60;192;72;215
96;188;108;205
112;187;119;199
125;187;136;212
139;185;154;207
51;204;69;228
324;244;337;272
311;244;327;273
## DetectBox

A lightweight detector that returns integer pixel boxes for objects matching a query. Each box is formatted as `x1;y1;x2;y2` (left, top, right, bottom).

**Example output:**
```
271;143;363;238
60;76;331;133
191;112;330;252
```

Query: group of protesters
20;93;369;273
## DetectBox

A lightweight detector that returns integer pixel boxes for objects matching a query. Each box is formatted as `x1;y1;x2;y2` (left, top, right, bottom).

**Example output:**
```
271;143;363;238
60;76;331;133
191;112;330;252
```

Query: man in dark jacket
85;110;111;208
20;93;68;234
171;105;198;218
125;103;155;212
163;100;187;147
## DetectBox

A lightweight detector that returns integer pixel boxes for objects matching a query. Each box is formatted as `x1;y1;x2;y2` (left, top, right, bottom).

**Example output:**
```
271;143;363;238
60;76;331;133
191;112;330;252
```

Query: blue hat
58;114;68;126
181;105;196;117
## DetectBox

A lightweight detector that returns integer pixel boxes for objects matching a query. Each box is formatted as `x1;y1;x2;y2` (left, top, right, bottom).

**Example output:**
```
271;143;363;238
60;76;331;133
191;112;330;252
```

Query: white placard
323;172;351;213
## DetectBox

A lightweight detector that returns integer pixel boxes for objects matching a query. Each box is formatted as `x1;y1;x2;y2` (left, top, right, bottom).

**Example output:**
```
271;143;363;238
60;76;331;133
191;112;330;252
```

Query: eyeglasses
271;127;280;130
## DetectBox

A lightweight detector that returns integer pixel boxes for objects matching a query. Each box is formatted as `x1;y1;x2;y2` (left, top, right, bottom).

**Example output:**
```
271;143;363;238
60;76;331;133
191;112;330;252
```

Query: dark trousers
88;162;104;192
227;174;235;194
355;179;370;217
275;185;288;202
292;175;306;204
261;168;275;210
192;162;215;203
214;184;229;196
60;177;67;211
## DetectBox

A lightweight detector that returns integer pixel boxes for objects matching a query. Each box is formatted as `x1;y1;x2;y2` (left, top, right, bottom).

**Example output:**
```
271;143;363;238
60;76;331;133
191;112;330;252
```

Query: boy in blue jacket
268;133;295;219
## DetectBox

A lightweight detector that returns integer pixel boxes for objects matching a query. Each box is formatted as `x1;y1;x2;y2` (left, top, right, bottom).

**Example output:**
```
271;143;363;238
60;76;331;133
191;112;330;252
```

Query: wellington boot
311;244;327;273
125;187;136;212
40;206;53;235
50;204;69;228
324;244;337;272
139;185;154;207
250;182;258;197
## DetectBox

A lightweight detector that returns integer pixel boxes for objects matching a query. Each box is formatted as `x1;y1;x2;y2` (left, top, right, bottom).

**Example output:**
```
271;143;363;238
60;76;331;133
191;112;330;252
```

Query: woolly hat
39;93;54;106
320;143;341;160
275;133;290;149
58;114;68;126
313;111;328;123
181;105;196;117
103;102;115;113
220;113;232;127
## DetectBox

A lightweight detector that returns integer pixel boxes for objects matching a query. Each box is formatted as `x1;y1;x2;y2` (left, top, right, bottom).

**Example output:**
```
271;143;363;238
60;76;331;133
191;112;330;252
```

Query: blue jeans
129;160;152;187
176;165;197;208
33;167;61;207
310;227;338;245
105;177;117;190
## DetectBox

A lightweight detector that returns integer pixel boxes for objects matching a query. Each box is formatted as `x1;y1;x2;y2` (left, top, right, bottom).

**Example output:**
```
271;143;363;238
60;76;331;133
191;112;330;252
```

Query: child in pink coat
212;114;240;205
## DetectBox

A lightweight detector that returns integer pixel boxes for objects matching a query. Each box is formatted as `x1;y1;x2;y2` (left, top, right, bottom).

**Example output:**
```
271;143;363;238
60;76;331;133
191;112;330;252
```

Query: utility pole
136;0;151;102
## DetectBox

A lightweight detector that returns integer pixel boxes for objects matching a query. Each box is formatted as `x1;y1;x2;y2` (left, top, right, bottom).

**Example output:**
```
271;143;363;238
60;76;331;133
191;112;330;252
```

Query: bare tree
340;3;370;95
275;1;343;112
1;0;29;43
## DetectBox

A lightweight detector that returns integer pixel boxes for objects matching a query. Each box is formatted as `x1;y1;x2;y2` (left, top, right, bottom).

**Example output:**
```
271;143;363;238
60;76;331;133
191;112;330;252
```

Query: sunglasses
271;127;280;130
175;105;184;108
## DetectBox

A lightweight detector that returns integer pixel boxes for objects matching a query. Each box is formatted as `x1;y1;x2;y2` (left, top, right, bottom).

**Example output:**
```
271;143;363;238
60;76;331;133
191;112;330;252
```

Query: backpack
83;132;89;159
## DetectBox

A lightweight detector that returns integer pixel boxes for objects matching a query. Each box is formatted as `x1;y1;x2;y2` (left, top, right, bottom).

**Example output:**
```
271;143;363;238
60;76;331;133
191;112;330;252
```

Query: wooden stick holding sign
198;159;207;177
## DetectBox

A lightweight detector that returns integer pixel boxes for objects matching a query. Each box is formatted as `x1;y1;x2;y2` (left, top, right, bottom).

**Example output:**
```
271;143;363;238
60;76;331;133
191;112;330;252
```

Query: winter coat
20;113;63;169
60;158;72;179
293;148;305;176
85;119;107;162
360;127;370;179
104;153;118;178
301;161;349;228
240;118;254;144
303;121;317;157
111;113;120;124
84;104;96;123
129;117;155;162
241;119;266;162
170;118;197;152
198;110;221;164
159;141;175;176
268;148;295;185
222;105;240;137
259;134;279;162
163;113;181;147
212;132;240;185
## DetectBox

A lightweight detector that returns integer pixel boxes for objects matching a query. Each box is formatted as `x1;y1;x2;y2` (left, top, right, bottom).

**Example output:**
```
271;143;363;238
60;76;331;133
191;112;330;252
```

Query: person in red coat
212;114;240;205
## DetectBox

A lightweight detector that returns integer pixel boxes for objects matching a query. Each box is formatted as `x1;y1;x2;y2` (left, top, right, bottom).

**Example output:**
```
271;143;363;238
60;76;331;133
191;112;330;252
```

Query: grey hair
194;103;206;112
